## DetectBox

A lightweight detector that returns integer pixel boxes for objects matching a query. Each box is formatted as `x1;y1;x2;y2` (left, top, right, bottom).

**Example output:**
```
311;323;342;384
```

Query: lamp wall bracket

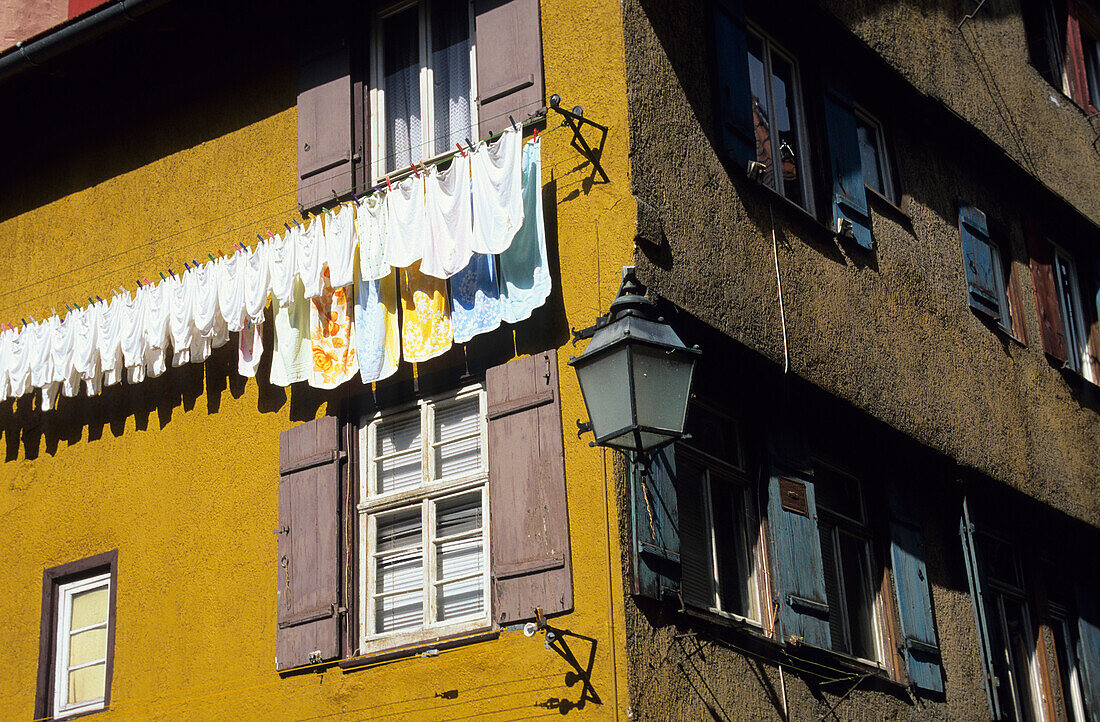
548;92;610;183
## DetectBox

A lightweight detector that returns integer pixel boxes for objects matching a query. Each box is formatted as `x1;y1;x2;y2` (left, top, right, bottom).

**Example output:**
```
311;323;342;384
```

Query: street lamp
568;267;700;459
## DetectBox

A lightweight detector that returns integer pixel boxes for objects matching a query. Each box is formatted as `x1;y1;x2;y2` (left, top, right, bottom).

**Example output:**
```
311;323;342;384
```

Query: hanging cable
770;201;789;374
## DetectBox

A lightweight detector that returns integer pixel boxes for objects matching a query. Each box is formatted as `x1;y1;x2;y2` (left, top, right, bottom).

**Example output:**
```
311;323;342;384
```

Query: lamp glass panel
575;345;633;441
631;345;694;436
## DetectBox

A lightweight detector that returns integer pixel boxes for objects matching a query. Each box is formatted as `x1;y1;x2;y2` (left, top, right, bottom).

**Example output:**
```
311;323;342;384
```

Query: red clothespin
410;163;420;178
267;231;276;239
385;176;393;192
456;142;467;157
533;127;539;140
143;278;150;285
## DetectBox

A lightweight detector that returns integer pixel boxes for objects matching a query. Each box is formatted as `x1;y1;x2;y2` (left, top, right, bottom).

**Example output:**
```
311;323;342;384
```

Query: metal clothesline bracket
548;93;610;184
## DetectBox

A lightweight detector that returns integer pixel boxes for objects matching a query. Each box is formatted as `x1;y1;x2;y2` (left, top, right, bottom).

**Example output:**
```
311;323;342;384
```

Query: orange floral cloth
309;266;358;389
400;262;452;363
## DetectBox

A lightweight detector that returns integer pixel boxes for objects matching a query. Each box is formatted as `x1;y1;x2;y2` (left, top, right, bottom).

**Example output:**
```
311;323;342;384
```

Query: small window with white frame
813;461;885;666
358;386;490;651
854;107;896;203
677;403;765;626
53;573;112;718
1052;245;1095;382
745;25;814;212
369;0;478;181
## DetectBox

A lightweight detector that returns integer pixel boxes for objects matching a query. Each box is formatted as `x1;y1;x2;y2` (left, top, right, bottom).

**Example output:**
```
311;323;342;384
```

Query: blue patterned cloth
449;253;501;344
355;270;399;383
500;139;550;324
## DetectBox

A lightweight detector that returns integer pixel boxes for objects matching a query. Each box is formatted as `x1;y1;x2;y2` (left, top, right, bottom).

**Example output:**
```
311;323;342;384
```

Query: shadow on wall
0;0;297;221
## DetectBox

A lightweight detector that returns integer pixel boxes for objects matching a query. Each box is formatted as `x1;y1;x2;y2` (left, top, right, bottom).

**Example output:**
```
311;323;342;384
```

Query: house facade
619;0;1100;720
0;0;640;719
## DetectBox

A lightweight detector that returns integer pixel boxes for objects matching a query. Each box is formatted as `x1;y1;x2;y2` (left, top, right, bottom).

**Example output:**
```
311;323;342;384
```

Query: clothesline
0;118;564;322
0;129;550;412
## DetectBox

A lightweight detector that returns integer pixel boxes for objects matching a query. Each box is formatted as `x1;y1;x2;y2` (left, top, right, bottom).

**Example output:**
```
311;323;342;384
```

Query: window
369;0;477;181
814;462;883;664
1044;567;1089;722
359;386;490;650
980;535;1046;722
745;27;812;209
958;201;1026;339
677;405;763;625
1024;0;1069;93
1085;30;1100;108
1052;246;1095;381
274;351;571;670
854;108;896;203
35;551;117;721
1023;0;1100;111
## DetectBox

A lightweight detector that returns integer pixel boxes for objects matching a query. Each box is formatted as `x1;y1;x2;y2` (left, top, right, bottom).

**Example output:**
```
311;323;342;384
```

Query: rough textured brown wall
619;0;1100;719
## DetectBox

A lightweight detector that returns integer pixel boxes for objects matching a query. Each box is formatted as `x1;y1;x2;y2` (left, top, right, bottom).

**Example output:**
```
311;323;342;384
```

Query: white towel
384;174;428;268
296;215;326;300
357;194;390;282
421;153;473;279
325;203;358;288
471;126;524;254
269;228;298;307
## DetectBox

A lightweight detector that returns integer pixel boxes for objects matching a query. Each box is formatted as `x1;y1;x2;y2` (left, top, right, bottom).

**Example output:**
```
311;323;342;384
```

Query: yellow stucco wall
0;0;639;719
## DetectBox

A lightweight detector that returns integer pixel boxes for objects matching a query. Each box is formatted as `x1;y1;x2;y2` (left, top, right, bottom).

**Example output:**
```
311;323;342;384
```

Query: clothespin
95;295;103;303
509;115;517;131
331;189;339;204
193;260;200;268
284;222;292;232
135;279;142;288
293;218;301;229
456;142;467;157
143;278;150;285
256;234;265;243
465;136;474;151
351;191;359;203
385;176;393;192
64;303;72;312
159;272;166;281
167;270;174;279
266;231;276;240
410;163;420;178
20;318;27;327
533;127;538;140
183;261;190;270
208;253;216;262
88;297;95;306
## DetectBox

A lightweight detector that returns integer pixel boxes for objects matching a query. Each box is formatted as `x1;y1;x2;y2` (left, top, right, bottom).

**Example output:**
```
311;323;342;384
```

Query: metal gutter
0;0;172;85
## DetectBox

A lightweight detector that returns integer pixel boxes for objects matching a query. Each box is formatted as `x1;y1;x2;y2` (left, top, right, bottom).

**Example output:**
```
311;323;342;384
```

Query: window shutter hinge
331;604;348;616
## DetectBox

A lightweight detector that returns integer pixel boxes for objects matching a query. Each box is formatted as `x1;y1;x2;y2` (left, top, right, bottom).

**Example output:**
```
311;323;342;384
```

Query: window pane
434;398;482;479
67;663;105;706
377;509;422;553
1085;36;1100;109
819;523;848;653
383;7;423;171
855;116;885;196
980;535;1022;588
436;492;482;538
431;0;472;156
69;628;107;668
377;414;423;494
709;479;754;619
435;492;484;621
437;577;483;621
1001;598;1041;722
685;404;741;468
746;33;773;187
376;591;424;633
768;50;805;207
813;465;864;523
1052;616;1087;722
839;532;877;661
70;586;109;629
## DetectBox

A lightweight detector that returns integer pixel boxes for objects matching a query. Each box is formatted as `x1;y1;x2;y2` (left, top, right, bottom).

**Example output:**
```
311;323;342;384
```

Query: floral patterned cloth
355;268;400;384
449;253;501;344
309;266;358;389
400;262;452;363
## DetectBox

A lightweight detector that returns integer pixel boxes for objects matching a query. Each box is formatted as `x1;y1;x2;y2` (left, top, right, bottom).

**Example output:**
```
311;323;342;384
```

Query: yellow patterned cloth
400;262;452;363
309;266;358;389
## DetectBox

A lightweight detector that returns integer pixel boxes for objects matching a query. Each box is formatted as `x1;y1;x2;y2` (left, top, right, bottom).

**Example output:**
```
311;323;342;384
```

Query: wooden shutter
959;498;1002;719
474;0;544;138
958;201;1002;321
629;446;681;602
767;471;831;648
823;74;873;250
677;452;713;609
713;0;755;172
1075;581;1100;720
487;350;572;624
890;520;944;693
1025;216;1069;363
276;416;344;671
298;39;354;211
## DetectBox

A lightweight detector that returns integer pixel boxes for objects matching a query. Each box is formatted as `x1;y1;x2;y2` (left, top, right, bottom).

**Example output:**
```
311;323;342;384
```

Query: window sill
865;186;911;225
52;706;109;721
338;627;499;671
737;174;836;245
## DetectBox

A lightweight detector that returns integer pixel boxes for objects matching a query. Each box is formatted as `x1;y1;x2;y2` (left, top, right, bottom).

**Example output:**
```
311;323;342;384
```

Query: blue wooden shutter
1075;582;1100;721
767;471;830;648
629;447;680;602
959;498;1002;719
822;73;872;250
958;201;1003;321
890;519;944;693
713;0;754;172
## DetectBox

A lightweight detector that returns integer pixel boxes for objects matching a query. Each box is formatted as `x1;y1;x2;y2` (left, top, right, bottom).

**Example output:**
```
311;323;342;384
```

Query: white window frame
53;572;111;718
746;24;815;215
853;106;896;204
1048;600;1089;722
357;385;490;652
812;460;886;669
369;0;479;183
1052;245;1094;382
988;237;1016;336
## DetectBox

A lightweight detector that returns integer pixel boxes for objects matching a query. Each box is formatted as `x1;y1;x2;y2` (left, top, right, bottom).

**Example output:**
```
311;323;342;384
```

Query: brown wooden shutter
298;39;354;211
474;0;544;138
276;416;344;671
487;350;572;624
1025;216;1068;363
